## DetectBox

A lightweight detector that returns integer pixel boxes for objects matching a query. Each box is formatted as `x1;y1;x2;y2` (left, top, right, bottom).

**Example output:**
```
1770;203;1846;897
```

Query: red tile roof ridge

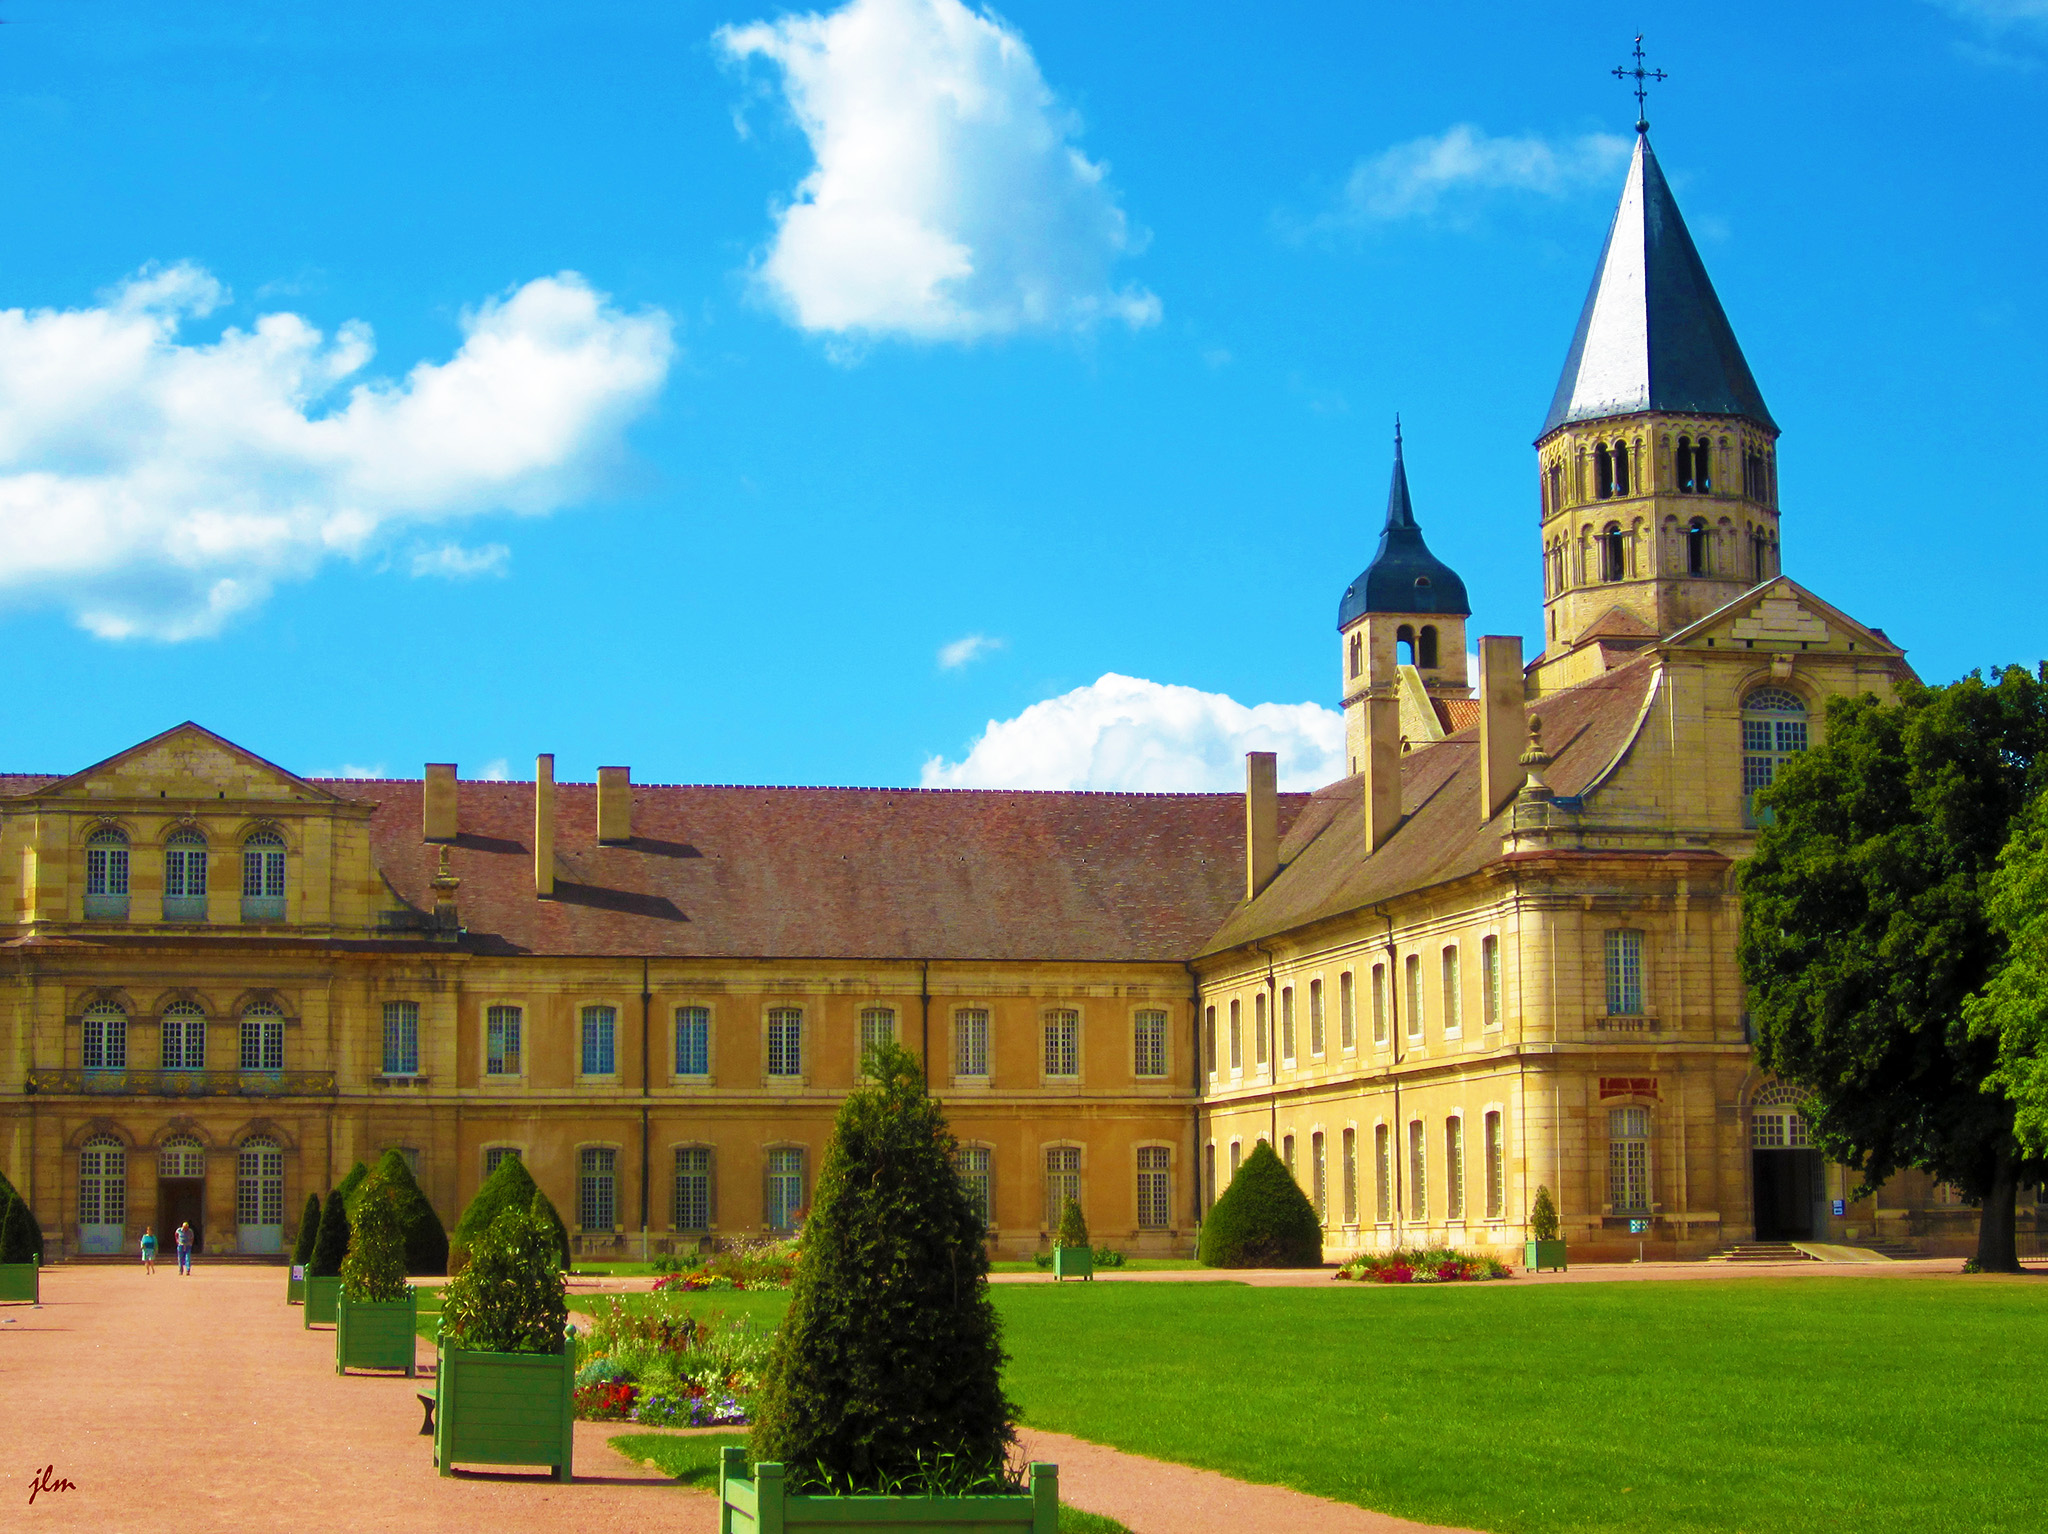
309;777;1296;800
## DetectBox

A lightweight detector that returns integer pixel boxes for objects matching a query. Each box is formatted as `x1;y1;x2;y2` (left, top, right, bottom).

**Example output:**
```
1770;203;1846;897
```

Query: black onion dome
1337;432;1471;627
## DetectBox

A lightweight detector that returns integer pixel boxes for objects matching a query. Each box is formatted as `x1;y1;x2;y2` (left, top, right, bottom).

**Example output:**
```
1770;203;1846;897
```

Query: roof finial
1613;34;1667;135
1393;412;1402;451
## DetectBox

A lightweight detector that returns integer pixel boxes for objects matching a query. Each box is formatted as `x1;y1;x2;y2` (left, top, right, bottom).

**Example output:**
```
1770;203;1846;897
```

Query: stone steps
1706;1242;1817;1263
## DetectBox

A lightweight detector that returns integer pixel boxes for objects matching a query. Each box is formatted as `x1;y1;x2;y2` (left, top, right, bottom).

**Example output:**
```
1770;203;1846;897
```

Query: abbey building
0;130;2001;1264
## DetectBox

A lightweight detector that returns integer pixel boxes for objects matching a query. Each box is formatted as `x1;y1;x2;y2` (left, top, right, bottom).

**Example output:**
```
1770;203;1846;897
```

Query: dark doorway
1753;1150;1822;1240
159;1179;204;1258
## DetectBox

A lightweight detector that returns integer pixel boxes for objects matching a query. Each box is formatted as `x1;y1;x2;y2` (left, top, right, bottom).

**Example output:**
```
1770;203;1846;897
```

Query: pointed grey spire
1540;134;1775;438
1337;425;1471;626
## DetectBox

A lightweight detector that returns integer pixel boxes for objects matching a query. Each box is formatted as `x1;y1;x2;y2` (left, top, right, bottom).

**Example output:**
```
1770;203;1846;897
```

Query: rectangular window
165;844;207;899
581;1005;618;1076
859;1006;897;1070
1229;1000;1242;1071
956;1145;993;1228
1408;1119;1427;1220
484;1146;520;1177
1374;1124;1391;1223
767;1148;806;1230
1342;1128;1358;1225
1283;1133;1296;1175
1308;979;1325;1057
1405;955;1423;1041
1203;1005;1216;1076
1606;930;1644;1016
1229;1140;1242;1179
161;1009;206;1071
674;1006;710;1077
1137;1146;1170;1230
1133;1009;1168;1078
674;1146;712;1231
1609;1106;1650;1213
87;842;130;897
1445;1117;1465;1221
1043;1146;1081;1228
1482;936;1502;1030
1372;964;1388;1045
579;1146;617;1231
1280;987;1296;1063
1255;992;1269;1066
1043;1009;1079;1078
767;1008;804;1078
1485;1110;1505;1220
1339;971;1356;1052
382;1001;420;1077
1311;1131;1327;1222
239;1014;284;1072
955;1008;991;1077
83;1011;128;1071
486;1005;522;1077
243;845;286;899
1204;1143;1216;1211
1441;947;1462;1036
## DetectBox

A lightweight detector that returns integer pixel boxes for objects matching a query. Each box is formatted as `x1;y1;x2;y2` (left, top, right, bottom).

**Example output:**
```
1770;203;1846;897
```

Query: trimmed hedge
451;1154;569;1274
439;1200;568;1354
291;1194;322;1269
0;1190;42;1265
1055;1196;1089;1251
341;1172;411;1302
308;1162;367;1278
750;1042;1014;1494
360;1149;448;1276
1197;1141;1322;1269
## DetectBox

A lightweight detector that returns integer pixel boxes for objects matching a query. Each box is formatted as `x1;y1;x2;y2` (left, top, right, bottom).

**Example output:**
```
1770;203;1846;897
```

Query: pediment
39;723;347;805
1665;579;1903;657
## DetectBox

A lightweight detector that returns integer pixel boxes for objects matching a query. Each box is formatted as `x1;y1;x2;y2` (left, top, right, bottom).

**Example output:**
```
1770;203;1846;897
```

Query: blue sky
1;0;2042;791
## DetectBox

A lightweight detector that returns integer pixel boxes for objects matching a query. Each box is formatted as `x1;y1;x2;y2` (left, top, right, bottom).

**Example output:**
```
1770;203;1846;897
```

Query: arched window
1547;462;1564;513
79;1136;127;1253
236;1137;284;1252
1677;435;1695;492
1601;524;1627;582
1594;442;1614;499
1613;440;1630;496
85;827;131;919
1687;518;1709;576
163;829;208;922
160;1002;207;1072
1693;438;1713;493
83;1003;129;1072
242;830;286;922
1750;1083;1812;1148
1417;625;1439;669
239;1005;284;1072
1752;529;1770;582
1347;631;1363;679
1608;1106;1651;1213
159;1135;206;1179
1742;688;1808;827
1444;1116;1465;1221
1395;624;1416;666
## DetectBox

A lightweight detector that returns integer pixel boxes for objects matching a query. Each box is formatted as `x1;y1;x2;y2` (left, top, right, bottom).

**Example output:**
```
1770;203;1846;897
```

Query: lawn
988;1258;1204;1274
993;1277;2048;1534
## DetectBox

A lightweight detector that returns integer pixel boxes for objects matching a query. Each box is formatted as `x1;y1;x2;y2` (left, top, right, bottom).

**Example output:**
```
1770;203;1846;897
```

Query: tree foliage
0;1189;42;1265
1965;787;2048;1156
340;1173;410;1302
1738;667;2048;1271
359;1149;448;1276
451;1154;569;1275
439;1203;568;1355
290;1194;321;1270
308;1163;366;1278
1196;1141;1322;1269
1054;1196;1089;1251
750;1042;1014;1495
1528;1185;1560;1242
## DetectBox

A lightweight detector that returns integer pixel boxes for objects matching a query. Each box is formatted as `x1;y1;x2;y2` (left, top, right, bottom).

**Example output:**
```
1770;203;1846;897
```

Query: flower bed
649;1235;795;1292
1334;1247;1512;1283
571;1294;770;1427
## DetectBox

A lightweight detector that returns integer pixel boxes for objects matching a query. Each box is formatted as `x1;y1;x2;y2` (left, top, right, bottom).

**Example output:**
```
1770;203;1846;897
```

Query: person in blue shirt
174;1222;193;1276
140;1227;157;1275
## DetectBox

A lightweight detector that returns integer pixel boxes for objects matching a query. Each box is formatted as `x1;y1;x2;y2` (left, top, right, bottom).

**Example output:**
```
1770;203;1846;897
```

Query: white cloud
330;763;388;779
477;758;511;781
410;542;511;579
920;672;1344;792
716;0;1158;341
938;632;1002;669
0;266;673;639
1329;124;1630;227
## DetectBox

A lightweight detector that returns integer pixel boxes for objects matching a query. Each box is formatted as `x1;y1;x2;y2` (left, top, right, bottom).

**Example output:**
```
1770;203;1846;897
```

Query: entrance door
159;1180;205;1259
1753;1150;1822;1240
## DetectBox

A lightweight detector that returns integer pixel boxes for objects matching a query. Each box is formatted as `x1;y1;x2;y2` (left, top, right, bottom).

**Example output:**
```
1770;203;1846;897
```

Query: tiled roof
1197;657;1662;956
342;781;1310;963
0;774;62;796
1433;698;1484;735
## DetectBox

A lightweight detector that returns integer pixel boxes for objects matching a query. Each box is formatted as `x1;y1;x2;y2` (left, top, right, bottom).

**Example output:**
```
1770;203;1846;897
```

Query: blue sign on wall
1832;1199;1846;1217
1628;1219;1649;1234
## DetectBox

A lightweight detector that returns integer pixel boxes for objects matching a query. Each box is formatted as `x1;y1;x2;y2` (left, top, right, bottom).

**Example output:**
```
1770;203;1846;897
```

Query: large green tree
1965;787;2048;1156
1738;666;2048;1271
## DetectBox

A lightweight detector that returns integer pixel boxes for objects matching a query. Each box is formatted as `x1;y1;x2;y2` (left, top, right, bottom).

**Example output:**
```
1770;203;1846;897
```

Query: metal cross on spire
1613;35;1668;135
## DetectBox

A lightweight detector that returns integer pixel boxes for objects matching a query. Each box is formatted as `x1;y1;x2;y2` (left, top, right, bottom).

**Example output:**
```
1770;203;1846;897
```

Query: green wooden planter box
1524;1239;1568;1273
336;1288;419;1375
303;1275;342;1327
719;1450;1056;1533
0;1259;38;1304
1051;1246;1092;1282
433;1335;575;1481
287;1264;305;1305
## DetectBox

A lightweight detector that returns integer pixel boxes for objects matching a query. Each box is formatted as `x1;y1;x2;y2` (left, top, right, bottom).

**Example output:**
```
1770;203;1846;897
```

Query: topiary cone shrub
291;1194;321;1269
749;1041;1015;1494
451;1155;570;1275
1054;1197;1089;1251
439;1204;569;1355
341;1175;410;1302
0;1190;42;1265
1529;1185;1561;1242
309;1165;365;1279
364;1149;448;1275
1197;1141;1322;1268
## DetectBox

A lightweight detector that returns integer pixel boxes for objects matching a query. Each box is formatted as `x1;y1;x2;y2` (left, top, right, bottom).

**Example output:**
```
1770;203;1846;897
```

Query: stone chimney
1360;687;1401;853
423;763;457;842
1245;752;1278;899
1477;635;1526;820
533;753;556;897
597;766;633;845
431;844;461;933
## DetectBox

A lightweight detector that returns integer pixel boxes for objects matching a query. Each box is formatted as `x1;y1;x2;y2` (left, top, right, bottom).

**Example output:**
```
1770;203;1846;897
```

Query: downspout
640;956;652;1260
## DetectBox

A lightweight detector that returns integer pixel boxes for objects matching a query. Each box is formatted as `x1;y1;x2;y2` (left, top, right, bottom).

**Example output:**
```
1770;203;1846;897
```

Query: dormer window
85;828;130;920
1687;518;1709;576
163;830;208;923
